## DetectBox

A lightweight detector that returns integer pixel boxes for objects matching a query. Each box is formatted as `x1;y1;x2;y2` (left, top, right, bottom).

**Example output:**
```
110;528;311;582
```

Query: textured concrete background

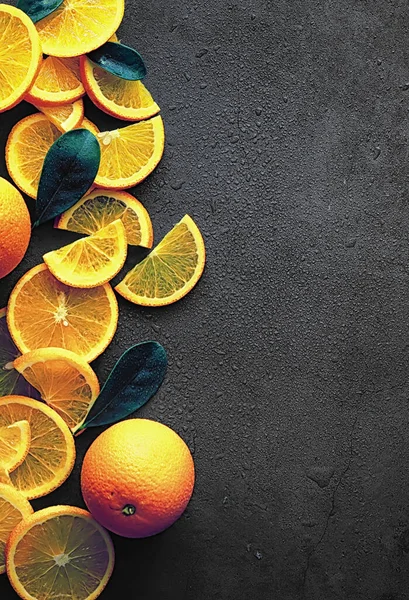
2;0;409;598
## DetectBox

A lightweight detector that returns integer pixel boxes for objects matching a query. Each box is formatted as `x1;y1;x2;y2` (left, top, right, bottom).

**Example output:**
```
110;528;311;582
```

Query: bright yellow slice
0;396;75;499
26;56;85;106
14;348;100;432
0;485;32;574
36;0;124;58
95;116;165;189
115;215;206;306
0;421;30;473
0;5;42;112
81;55;160;121
55;189;153;247
7;264;118;363
33;99;84;132
44;220;127;288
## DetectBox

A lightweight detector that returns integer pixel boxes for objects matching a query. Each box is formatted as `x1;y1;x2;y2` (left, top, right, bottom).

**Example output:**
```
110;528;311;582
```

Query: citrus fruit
7;264;118;363
44;220;128;288
14;348;100;432
0;421;30;473
0;396;75;499
33;99;85;132
94;115;165;189
6;505;115;599
0;177;31;280
0;4;42;112
6;114;98;199
81;56;160;121
0;485;32;575
55;189;154;247
35;0;124;58
81;419;195;538
26;56;85;106
115;215;205;306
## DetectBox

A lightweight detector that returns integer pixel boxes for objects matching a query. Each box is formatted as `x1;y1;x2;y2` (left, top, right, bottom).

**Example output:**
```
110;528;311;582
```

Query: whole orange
0;178;31;279
81;419;195;538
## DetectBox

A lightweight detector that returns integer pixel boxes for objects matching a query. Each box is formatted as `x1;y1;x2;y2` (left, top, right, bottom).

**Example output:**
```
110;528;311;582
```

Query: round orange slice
7;264;118;363
36;0;124;58
0;5;42;112
33;99;85;132
94;116;165;189
0;421;30;473
55;188;154;247
26;56;85;106
80;55;160;121
14;348;100;432
0;485;32;575
6;506;114;599
0;396;75;499
116;215;206;306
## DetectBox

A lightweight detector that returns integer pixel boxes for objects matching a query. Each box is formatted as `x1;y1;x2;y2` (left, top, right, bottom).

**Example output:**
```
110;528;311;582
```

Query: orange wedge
44;220;128;288
33;99;84;132
6;506;114;599
81;55;160;121
0;5;42;112
0;485;32;574
14;348;99;432
26;56;85;106
0;396;75;499
0;421;30;474
7;264;118;363
36;0;124;58
94;116;165;189
116;215;206;306
55;189;154;247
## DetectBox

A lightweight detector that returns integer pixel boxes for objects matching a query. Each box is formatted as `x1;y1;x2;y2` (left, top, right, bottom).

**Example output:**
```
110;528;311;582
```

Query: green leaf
34;129;100;227
74;342;167;433
17;0;64;23
87;42;147;81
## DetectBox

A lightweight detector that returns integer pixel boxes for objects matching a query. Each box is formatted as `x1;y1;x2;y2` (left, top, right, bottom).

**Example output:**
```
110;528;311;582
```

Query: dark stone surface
1;0;409;598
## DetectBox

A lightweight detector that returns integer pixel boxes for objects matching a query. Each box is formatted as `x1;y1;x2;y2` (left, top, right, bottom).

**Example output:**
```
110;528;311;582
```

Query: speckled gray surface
2;0;409;598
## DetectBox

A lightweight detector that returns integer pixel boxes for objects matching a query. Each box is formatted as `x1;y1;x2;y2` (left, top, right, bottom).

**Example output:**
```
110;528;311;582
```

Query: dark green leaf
34;129;100;227
75;342;167;433
87;42;147;81
17;0;64;23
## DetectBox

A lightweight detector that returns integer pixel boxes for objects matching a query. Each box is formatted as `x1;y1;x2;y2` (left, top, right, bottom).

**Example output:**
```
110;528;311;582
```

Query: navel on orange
0;178;31;279
33;99;85;132
0;485;32;575
26;56;85;106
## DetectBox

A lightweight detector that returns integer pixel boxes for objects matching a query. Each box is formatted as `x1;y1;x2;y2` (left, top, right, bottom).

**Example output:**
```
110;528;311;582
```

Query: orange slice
55;189;153;247
44;220;128;288
116;215;206;306
0;5;42;112
33;99;84;132
94;116;165;189
6;505;114;599
36;0;124;58
7;264;118;363
0;421;30;473
81;55;160;121
26;56;85;106
0;396;75;499
0;485;32;574
14;348;100;432
6;114;98;199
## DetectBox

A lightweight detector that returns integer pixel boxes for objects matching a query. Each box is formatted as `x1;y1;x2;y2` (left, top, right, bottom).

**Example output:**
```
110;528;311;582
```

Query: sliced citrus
55;189;153;247
0;396;75;499
36;0;124;58
33;98;84;132
115;215;205;306
6;114;98;199
0;5;42;112
94;115;165;189
0;421;30;475
26;56;85;106
0;485;32;574
6;505;114;599
14;348;100;432
81;55;160;121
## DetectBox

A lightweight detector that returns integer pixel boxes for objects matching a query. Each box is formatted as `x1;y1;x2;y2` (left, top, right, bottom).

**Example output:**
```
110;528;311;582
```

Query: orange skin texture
0;178;30;279
81;419;195;538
